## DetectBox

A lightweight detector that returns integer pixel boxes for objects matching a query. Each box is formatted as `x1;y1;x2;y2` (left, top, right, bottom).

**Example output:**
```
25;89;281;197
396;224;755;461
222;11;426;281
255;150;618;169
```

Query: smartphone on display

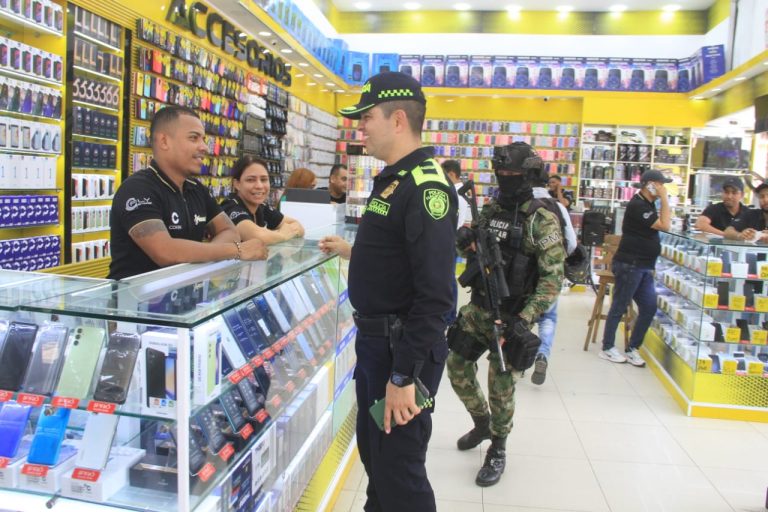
219;388;246;432
93;332;140;404
0;322;39;391
27;406;71;466
0;402;32;458
194;407;226;454
21;324;69;396
170;426;207;475
165;352;176;400
145;348;166;406
237;375;265;416
55;326;105;399
77;412;119;470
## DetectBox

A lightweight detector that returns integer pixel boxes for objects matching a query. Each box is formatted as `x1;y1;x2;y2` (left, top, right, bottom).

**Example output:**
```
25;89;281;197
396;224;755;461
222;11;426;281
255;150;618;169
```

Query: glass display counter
646;231;768;421
0;243;356;511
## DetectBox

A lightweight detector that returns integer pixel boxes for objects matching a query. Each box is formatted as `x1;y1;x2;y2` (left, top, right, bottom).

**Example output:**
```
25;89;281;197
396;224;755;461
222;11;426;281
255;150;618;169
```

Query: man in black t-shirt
599;170;672;367
694;177;747;236
317;164;348;203
108;106;268;280
725;182;768;241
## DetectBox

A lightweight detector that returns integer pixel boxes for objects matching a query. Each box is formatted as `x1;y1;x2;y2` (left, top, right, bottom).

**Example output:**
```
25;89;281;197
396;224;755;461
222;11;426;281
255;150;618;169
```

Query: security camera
543;97;550;102
271;40;278;46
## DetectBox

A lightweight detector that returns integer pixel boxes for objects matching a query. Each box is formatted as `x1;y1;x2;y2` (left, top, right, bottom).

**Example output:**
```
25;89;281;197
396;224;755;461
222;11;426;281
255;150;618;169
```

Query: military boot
456;414;491;451
475;436;506;487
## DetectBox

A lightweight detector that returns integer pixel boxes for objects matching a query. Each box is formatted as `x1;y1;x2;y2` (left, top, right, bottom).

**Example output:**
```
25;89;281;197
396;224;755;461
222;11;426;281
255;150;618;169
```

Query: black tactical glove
456;226;475;252
502;316;541;371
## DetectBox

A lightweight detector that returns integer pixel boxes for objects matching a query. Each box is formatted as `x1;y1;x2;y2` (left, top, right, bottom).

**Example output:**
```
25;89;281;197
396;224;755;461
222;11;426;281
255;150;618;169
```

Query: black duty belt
353;312;403;337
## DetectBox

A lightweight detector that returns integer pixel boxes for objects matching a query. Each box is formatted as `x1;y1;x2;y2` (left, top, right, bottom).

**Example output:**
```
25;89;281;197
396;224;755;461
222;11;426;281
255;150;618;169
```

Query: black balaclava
492;142;543;206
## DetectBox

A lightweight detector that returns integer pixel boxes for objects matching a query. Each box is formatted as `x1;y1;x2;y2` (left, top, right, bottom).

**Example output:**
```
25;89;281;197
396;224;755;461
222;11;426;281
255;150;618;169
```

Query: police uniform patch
423;189;449;220
367;198;390;216
537;231;562;250
380;180;399;199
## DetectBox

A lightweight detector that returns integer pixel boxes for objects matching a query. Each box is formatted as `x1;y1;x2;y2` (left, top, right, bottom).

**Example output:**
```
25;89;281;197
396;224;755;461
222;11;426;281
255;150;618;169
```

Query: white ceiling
335;0;716;11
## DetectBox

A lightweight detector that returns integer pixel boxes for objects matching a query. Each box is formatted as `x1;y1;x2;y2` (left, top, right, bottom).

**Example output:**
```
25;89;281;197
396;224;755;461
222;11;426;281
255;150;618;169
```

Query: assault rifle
457;180;510;373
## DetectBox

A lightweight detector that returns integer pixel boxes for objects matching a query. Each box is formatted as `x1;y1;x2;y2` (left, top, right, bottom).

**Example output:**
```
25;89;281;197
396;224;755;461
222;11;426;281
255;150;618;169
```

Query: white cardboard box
60;446;145;502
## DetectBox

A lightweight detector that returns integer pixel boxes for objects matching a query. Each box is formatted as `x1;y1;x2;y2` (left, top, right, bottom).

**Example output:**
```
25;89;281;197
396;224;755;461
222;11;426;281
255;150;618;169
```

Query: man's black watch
390;372;414;387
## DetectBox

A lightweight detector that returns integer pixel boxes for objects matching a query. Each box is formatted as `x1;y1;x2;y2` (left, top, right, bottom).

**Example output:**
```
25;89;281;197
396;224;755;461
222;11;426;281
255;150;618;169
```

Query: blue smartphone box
371;53;399;76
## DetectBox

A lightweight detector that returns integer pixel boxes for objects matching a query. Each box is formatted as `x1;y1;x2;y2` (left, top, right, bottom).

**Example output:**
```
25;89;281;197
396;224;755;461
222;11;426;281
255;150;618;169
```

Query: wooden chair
583;235;635;351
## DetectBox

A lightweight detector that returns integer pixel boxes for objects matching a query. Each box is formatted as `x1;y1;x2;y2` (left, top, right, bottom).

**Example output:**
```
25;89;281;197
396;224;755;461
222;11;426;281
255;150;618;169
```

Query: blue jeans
601;260;657;351
537;299;558;358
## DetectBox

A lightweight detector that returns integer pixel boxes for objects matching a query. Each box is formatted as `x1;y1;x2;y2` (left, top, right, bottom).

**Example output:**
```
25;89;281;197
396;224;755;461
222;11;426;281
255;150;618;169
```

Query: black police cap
339;72;426;120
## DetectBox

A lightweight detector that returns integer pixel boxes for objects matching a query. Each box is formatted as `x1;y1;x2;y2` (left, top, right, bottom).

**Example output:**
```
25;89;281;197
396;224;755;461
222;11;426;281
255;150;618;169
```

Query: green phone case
54;326;105;399
368;388;434;431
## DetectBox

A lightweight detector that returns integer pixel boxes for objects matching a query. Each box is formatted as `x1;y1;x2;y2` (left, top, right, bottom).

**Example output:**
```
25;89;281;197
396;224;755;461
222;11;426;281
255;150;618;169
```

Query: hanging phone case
0;322;38;391
21;324;69;396
0;402;32;458
93;332;140;404
145;347;166;406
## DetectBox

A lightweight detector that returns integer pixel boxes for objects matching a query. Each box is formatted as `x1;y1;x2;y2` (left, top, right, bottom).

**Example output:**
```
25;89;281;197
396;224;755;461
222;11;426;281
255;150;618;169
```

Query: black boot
475;436;506;487
456;414;491;451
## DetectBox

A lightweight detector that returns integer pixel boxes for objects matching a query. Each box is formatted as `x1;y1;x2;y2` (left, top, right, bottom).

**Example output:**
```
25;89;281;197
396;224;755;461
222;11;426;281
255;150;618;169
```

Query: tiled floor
332;292;768;512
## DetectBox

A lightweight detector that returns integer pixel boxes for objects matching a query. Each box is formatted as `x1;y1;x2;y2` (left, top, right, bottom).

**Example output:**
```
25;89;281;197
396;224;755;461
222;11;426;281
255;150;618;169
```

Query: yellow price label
756;297;768;313
697;358;713;373
725;327;742;343
729;295;746;311
703;294;719;309
748;362;764;376
722;360;738;374
707;261;723;277
760;265;768;279
752;330;768;345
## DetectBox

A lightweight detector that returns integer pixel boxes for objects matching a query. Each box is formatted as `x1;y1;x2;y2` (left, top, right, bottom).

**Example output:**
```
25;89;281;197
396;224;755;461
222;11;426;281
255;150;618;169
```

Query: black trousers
354;333;447;512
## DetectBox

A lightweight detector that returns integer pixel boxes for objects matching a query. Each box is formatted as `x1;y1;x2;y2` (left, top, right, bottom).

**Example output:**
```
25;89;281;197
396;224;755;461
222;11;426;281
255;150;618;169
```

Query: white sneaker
599;347;627;363
625;349;646;367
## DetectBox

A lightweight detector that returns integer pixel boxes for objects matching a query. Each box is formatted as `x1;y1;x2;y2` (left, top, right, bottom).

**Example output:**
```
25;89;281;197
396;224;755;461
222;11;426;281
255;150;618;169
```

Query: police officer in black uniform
109;106;268;280
319;72;457;512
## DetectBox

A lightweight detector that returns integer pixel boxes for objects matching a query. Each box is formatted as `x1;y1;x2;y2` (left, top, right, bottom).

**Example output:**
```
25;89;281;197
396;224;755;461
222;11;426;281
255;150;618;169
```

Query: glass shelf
0;270;104;311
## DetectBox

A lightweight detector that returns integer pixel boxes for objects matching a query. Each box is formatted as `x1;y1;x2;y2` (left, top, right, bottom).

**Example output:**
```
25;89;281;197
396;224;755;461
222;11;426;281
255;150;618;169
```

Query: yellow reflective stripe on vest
411;159;448;187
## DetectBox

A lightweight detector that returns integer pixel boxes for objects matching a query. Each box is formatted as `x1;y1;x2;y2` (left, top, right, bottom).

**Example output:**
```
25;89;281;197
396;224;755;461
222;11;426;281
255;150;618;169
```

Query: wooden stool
583;270;634;351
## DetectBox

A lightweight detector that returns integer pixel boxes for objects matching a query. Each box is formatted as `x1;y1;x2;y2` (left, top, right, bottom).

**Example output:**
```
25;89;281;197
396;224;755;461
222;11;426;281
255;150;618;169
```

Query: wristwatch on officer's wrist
390;372;414;387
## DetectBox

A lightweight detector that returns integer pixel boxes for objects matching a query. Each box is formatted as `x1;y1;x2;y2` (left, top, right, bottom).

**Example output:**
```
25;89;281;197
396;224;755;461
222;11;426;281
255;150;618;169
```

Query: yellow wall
708;0;731;29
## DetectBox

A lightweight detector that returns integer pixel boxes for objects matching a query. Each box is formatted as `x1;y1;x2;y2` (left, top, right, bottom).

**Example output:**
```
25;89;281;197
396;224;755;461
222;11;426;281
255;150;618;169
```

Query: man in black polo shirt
599;169;671;367
694;177;747;236
108;106;268;280
318;72;457;512
725;182;768;241
317;163;347;203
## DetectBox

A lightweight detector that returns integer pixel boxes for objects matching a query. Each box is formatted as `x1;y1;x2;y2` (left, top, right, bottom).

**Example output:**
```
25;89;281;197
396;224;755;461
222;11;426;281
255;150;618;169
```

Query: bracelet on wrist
234;241;242;260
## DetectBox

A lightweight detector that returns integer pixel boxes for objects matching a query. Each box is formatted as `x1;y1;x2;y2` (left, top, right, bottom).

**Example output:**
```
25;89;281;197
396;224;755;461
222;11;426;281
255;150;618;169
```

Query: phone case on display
27;406;71;466
0;322;38;391
55;326;105;400
93;332;141;404
0;402;32;458
194;407;227;454
165;352;176;400
77;412;119;470
21;324;69;396
145;347;166;407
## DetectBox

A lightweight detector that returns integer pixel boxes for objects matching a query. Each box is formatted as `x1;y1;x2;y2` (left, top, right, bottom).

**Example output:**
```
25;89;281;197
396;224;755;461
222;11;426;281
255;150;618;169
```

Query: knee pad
447;321;486;362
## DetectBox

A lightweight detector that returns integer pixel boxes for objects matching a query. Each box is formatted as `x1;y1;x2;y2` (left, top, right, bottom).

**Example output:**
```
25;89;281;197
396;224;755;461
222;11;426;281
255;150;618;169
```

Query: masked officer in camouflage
447;142;565;487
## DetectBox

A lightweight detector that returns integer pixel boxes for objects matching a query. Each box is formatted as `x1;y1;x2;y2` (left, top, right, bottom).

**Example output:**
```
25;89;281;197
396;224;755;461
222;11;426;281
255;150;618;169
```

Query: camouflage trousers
447;303;518;438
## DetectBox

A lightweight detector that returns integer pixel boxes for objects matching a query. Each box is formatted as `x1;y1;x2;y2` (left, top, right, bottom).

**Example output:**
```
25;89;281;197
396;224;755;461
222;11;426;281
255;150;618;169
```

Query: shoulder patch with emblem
643;211;653;219
380;180;399;199
423;188;449;220
537;231;562;251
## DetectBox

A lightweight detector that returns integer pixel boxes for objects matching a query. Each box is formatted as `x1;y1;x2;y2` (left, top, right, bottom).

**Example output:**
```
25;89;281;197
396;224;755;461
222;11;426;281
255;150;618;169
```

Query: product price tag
729;295;746;312
310;358;317;366
21;464;48;478
301;318;313;329
51;397;80;409
318;345;327;356
748;362;764;376
722;360;738;374
696;358;713;373
312;312;323;322
0;458;9;469
87;401;117;414
251;356;264;368
707;261;723;277
760;265;768;280
263;348;275;359
198;463;216;483
294;326;304;335
72;468;101;482
287;330;297;340
752;330;768;345
725;327;742;344
255;409;268;423
285;380;295;393
756;296;768;313
277;337;288;349
240;423;254;440
219;444;234;462
0;390;13;402
240;363;254;376
227;368;244;385
17;393;45;407
298;368;307;380
270;395;282;409
703;294;719;309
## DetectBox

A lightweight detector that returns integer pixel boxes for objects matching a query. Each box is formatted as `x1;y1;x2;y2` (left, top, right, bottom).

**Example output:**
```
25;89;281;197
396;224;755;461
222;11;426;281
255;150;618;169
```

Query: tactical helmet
492;142;545;179
564;244;590;284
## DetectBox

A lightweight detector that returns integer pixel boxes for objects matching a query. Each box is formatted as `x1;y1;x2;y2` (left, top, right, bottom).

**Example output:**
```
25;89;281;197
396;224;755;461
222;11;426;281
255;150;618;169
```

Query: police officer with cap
319;72;457;512
109;106;267;280
447;142;565;487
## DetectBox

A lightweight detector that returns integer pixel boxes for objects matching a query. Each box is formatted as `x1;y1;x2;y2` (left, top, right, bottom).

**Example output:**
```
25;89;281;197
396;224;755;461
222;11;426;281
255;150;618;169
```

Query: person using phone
600;169;672;367
319;72;457;512
547;174;573;210
694;177;748;236
316;163;348;203
220;156;304;246
108;106;268;279
724;181;768;242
